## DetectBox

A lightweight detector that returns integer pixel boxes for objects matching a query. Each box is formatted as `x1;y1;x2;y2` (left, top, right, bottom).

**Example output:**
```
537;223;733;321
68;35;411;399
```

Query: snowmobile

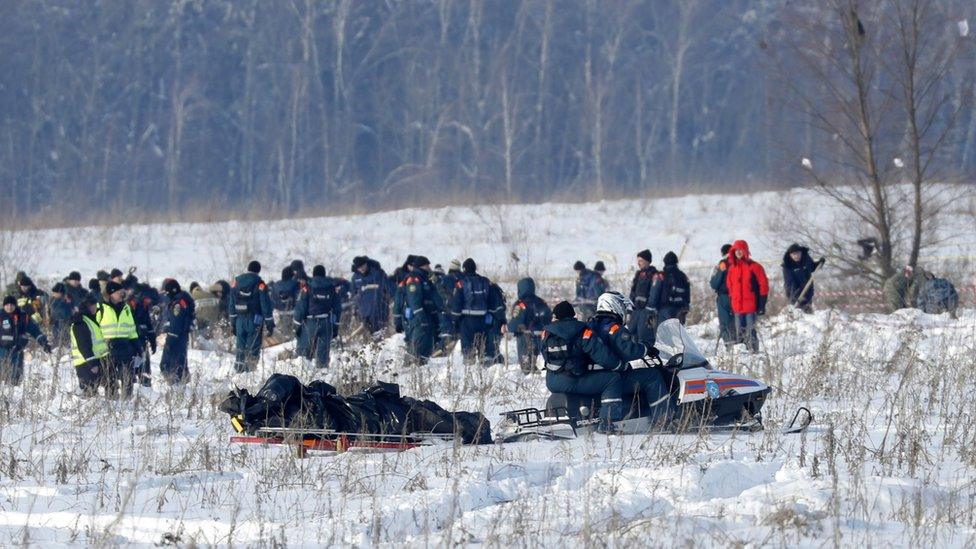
499;319;811;441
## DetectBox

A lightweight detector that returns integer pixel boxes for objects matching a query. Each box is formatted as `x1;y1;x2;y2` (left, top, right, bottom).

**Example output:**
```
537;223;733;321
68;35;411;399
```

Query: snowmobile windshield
655;319;708;368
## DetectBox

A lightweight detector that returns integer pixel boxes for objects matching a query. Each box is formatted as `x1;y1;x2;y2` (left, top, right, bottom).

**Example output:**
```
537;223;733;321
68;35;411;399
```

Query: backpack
308;283;334;317
462;275;490;313
917;278;958;314
275;285;296;311
542;328;586;376
662;270;690;308
234;281;259;314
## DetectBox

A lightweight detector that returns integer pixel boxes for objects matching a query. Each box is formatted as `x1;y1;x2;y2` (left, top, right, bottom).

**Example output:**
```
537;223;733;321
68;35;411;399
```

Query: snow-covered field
1;309;974;546
1;187;976;547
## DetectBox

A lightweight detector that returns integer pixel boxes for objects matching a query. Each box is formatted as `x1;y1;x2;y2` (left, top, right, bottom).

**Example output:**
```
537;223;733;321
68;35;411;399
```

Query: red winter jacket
726;240;769;314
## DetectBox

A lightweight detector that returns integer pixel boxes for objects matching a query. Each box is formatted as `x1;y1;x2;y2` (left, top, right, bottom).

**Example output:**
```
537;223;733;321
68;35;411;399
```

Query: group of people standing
1;269;195;395
10;238;927;400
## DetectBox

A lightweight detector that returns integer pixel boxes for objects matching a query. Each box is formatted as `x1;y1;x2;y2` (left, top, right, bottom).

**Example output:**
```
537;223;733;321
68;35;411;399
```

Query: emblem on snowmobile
705;379;720;399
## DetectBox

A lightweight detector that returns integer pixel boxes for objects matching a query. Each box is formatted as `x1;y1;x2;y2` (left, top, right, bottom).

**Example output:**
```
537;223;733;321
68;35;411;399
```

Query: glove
757;295;768;316
484;314;494;326
265;321;275;337
149;339;157;354
646;346;660;359
231;323;237;337
395;319;404;334
295;324;303;339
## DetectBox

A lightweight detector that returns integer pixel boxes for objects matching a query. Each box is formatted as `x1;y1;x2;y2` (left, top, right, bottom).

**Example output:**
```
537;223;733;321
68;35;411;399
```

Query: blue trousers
234;317;263;372
545;370;624;422
459;316;495;361
160;336;189;383
0;348;25;385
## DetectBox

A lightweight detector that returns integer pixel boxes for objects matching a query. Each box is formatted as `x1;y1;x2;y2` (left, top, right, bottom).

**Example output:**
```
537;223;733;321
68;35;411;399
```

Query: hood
729;240;751;262
517;278;536;299
782;244;810;265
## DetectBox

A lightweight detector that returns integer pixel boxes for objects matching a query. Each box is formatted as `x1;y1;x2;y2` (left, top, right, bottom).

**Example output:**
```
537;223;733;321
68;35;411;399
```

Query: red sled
230;427;456;458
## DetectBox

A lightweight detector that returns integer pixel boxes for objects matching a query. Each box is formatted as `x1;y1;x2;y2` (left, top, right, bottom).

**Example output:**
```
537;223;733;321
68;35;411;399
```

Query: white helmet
596;291;633;317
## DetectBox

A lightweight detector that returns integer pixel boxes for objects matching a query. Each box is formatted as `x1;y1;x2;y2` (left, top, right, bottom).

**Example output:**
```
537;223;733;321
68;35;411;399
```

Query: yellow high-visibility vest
96;303;138;340
71;315;108;366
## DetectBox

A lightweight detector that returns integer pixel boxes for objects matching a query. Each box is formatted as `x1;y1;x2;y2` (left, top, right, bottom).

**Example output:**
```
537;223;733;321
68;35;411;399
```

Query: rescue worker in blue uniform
228;261;274;372
126;278;157;387
709;244;735;347
293;265;339;368
272;267;300;339
97;281;142;397
573;261;601;318
435;259;461;354
351;256;392;334
48;283;75;348
648;251;691;325
403;256;443;363
451;258;500;364
0;295;51;385
505;277;551;374
587;291;671;425
159;279;194;383
391;255;416;335
628;249;658;346
541;301;627;430
488;282;507;364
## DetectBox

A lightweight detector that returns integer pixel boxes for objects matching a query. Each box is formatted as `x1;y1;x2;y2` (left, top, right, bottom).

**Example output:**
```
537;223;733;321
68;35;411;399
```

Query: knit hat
721;244;732;256
637;249;652;263
247;260;261;274
449;259;462;272
462;258;477;274
664;251;678;266
105;281;124;295
433;264;444;274
352;256;368;269
786;243;803;254
96;270;110;281
312;265;326;277
67;271;81;282
594;261;606;272
553;300;576;321
123;274;139;289
281;267;293;281
573;260;585;271
290;259;305;273
110;268;124;279
189;282;200;292
163;279;181;295
52;282;65;294
412;256;431;269
3;295;16;307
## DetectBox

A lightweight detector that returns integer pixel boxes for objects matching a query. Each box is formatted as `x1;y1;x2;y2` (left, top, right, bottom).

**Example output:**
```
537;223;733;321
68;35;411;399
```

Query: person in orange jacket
725;240;769;351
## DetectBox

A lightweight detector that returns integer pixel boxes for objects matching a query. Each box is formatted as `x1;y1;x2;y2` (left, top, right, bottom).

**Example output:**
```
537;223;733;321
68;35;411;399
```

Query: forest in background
1;0;973;224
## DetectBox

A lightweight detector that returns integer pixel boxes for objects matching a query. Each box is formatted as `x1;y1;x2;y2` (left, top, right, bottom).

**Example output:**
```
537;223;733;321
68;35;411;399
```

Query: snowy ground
1;187;975;546
0;307;974;547
12;185;976;289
